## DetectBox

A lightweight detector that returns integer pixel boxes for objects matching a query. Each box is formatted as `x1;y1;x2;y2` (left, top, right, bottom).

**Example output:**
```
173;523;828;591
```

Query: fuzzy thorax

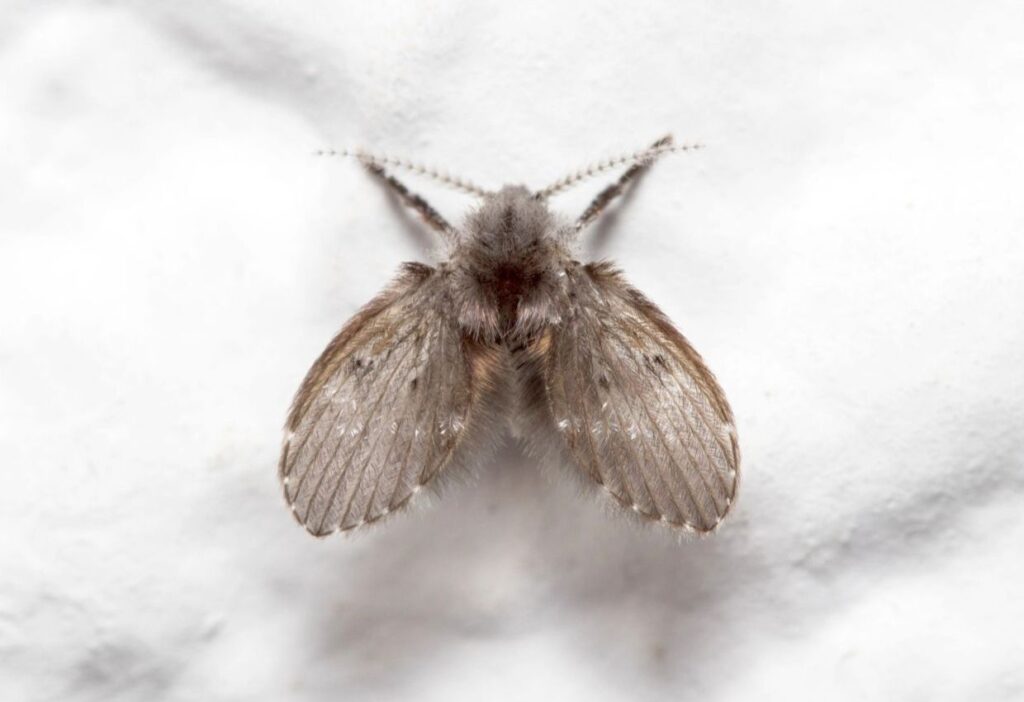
450;186;572;341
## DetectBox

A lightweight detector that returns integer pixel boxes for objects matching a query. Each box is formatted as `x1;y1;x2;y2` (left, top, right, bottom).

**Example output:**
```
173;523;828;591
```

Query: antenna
537;137;702;199
315;148;489;198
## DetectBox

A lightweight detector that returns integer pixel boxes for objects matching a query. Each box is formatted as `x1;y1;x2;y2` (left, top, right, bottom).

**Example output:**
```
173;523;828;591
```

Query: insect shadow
376;180;438;255
304;439;754;695
585;156;655;258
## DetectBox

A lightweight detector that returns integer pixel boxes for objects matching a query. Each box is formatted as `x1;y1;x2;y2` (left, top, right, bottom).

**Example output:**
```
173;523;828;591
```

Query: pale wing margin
279;263;500;537
544;262;740;533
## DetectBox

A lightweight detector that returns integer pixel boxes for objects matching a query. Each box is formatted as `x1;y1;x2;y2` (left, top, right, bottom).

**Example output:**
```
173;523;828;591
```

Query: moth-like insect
280;135;739;537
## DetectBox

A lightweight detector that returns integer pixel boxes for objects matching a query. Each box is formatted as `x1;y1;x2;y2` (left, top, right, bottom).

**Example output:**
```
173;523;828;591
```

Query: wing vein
586;313;662;515
417;319;449;485
628;325;735;497
306;328;423;532
563;319;609;489
632;323;735;470
595;320;702;522
288;326;418;500
387;325;437;508
335;344;419;530
570;309;628;500
603;329;722;516
361;339;423;522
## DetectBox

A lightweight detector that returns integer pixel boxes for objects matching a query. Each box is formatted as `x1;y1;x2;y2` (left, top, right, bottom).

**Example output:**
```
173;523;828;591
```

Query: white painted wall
2;2;1022;700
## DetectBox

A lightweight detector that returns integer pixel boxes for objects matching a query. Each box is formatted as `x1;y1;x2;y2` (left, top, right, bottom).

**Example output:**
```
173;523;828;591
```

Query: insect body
280;136;739;537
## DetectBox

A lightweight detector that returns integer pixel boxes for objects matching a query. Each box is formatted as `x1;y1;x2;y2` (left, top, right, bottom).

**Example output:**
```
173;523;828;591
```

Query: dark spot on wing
349;357;374;377
642;353;669;375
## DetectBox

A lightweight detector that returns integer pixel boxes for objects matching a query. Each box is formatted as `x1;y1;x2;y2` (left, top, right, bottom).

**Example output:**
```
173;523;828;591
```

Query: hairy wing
280;263;501;537
544;262;740;533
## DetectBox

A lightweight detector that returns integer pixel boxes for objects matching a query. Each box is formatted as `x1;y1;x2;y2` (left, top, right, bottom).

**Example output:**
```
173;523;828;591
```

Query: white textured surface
2;2;1023;700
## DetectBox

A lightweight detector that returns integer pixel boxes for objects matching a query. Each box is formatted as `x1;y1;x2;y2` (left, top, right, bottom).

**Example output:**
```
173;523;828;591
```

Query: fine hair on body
280;135;740;538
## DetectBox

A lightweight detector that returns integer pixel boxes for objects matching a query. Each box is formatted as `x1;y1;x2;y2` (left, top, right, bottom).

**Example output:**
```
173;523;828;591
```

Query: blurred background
2;2;1023;700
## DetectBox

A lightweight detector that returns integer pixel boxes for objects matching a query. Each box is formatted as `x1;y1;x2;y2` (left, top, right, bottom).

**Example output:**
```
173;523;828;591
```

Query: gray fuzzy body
447;186;572;342
280;143;741;539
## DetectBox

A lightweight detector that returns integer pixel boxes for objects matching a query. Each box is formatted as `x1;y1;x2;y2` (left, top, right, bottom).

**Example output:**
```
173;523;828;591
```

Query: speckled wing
543;262;740;533
280;263;501;537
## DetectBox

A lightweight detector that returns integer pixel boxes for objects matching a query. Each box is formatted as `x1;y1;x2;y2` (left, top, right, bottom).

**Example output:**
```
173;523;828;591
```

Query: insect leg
574;135;674;232
362;161;458;245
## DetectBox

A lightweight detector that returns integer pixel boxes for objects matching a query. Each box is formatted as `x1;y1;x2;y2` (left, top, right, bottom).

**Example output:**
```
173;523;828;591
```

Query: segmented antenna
537;140;703;199
315;148;489;198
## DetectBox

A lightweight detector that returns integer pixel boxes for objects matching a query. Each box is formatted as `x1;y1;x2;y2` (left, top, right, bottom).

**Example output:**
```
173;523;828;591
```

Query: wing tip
286;506;357;539
282;479;433;540
597;478;739;537
656;507;734;537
